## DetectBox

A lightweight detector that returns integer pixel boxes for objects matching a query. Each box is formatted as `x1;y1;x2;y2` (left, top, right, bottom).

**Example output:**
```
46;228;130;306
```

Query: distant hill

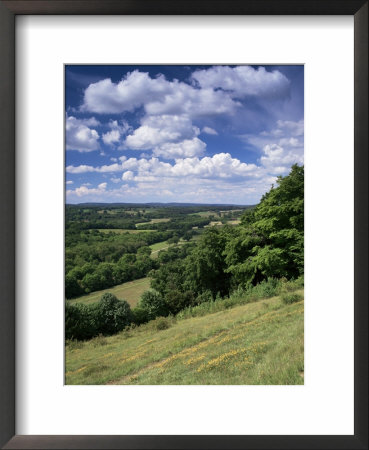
66;202;254;208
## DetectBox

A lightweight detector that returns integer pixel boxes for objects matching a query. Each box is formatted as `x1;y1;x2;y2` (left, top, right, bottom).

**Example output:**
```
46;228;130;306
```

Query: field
97;229;157;234
189;211;218;218
68;277;151;307
149;240;170;256
136;218;170;227
66;290;304;385
204;221;222;227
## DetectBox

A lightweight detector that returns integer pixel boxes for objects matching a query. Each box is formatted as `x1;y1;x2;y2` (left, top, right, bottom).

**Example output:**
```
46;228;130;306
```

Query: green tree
185;227;232;297
97;293;132;335
225;164;304;286
138;290;168;320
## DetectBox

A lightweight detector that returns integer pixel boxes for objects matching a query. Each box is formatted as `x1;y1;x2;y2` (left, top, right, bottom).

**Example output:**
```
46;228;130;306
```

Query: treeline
66;227;171;263
66;246;157;299
136;215;211;232
66;204;249;230
65;293;132;340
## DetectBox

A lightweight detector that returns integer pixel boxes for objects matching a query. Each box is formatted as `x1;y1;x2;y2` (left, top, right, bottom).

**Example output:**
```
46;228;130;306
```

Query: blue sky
66;65;304;204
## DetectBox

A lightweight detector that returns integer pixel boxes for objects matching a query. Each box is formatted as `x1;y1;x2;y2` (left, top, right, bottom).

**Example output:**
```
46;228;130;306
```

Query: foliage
96;293;132;335
65;246;158;298
225;164;304;286
65;293;133;340
153;317;172;331
131;306;150;325
281;292;304;304
65;302;100;341
138;289;169;320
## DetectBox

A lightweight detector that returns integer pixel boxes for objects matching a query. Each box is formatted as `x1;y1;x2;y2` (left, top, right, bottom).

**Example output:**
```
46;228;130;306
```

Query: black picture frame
0;1;367;449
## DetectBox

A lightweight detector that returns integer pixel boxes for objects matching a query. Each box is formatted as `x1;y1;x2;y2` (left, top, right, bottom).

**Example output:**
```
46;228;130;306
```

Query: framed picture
0;1;367;449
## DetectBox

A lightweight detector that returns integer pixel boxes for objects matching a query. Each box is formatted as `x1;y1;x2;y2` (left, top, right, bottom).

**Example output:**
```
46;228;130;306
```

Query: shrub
153;317;171;331
281;292;303;304
164;289;195;314
139;289;169;320
195;290;213;305
65;273;83;299
65;293;133;341
246;278;282;299
131;306;150;325
280;276;304;292
65;302;99;340
97;293;132;335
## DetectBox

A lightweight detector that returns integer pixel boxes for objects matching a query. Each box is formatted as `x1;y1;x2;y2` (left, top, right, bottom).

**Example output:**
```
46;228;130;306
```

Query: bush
246;278;282;299
65;302;99;340
195;290;213;305
131;306;150;325
164;290;195;314
65;293;133;340
65;273;83;299
97;293;132;335
153;317;171;331
281;292;303;304
139;290;169;320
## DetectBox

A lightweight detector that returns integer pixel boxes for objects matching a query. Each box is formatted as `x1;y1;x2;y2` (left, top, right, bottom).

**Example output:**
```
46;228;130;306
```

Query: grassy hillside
66;290;304;385
68;277;151;307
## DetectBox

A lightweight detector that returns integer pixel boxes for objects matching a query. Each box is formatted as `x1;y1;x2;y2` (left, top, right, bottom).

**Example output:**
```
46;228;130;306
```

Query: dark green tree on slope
225;164;304;287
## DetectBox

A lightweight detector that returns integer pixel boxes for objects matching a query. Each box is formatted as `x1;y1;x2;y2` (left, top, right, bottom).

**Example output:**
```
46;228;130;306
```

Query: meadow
69;277;151;307
149;241;171;253
136;218;171;227
66;289;304;385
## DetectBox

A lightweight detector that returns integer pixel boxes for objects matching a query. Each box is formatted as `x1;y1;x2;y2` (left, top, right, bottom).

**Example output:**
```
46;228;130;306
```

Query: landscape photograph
65;64;304;385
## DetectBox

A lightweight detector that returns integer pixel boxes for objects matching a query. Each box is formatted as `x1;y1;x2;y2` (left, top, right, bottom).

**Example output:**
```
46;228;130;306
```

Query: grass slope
68;277;151;307
66;290;304;385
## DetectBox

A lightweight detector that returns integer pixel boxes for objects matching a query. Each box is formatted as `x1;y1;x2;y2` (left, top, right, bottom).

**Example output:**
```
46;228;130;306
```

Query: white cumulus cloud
66;115;100;152
192;66;290;99
66;152;258;180
67;182;107;198
102;129;120;145
202;126;218;135
152;138;206;159
240;119;304;174
125;114;200;150
81;70;239;117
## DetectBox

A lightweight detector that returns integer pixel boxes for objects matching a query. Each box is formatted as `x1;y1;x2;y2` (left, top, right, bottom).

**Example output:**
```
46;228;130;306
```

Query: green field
149;240;170;256
97;229;157;234
68;277;151;307
189;211;218;218
136;218;170;227
66;291;304;385
149;239;193;258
